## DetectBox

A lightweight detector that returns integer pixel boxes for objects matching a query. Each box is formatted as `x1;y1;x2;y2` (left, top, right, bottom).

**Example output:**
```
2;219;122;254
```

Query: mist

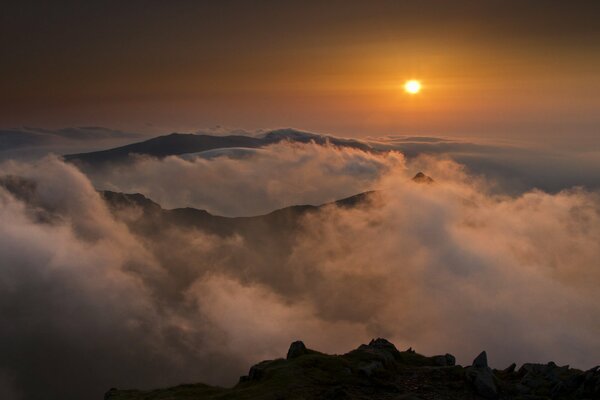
1;143;599;400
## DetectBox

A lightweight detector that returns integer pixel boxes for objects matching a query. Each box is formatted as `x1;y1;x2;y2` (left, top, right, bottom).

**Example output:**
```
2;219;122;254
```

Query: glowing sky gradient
2;1;599;147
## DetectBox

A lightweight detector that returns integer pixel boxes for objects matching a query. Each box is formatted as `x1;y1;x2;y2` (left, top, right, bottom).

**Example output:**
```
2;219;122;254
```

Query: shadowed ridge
97;189;377;242
105;338;600;400
64;133;264;165
63;129;373;166
100;190;162;213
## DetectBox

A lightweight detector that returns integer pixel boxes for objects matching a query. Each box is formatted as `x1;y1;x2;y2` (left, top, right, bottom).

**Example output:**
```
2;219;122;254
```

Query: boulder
467;351;498;399
287;340;309;359
368;338;399;352
355;339;400;366
432;353;456;366
473;351;488;368
502;363;516;374
358;360;384;377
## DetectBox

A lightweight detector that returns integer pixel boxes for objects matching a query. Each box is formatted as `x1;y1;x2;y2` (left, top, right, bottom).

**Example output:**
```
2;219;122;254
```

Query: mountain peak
412;172;434;184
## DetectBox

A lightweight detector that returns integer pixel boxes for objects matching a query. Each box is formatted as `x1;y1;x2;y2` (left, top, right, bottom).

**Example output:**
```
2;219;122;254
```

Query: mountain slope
101;189;375;238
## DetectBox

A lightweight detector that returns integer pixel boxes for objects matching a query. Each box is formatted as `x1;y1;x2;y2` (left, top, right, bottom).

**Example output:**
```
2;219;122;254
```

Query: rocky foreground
105;339;599;400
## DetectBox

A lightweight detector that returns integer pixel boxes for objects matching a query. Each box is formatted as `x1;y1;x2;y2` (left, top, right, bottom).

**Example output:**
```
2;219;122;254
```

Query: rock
502;363;516;374
473;351;488;368
104;388;118;400
467;368;498;399
368;338;399;352
432;353;456;366
358;360;384;377
518;362;570;393
355;338;401;366
287;340;308;359
551;381;565;398
247;360;271;381
248;365;265;380
467;351;498;399
445;353;456;366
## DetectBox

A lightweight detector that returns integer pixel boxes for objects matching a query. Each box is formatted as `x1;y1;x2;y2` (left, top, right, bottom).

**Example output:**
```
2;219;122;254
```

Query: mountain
104;338;600;400
100;189;375;239
64;129;372;166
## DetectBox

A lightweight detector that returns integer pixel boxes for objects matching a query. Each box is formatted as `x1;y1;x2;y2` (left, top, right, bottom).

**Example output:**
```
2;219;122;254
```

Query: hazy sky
2;1;599;147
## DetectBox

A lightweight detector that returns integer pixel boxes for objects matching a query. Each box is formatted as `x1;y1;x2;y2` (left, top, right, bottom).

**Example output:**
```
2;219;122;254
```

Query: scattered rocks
107;340;600;400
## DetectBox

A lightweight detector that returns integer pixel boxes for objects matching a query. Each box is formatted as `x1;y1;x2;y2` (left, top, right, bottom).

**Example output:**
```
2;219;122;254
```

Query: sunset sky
2;1;599;147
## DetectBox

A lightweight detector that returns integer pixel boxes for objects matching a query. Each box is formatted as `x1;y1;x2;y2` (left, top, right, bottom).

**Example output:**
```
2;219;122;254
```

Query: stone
432;353;456;366
502;363;516;374
467;351;498;399
473;351;488;368
287;340;308;359
247;360;271;381
467;368;498;399
358;361;384;377
368;338;399;352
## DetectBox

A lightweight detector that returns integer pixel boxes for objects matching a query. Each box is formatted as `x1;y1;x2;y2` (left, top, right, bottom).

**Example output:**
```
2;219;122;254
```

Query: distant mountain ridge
64;129;372;166
100;189;375;239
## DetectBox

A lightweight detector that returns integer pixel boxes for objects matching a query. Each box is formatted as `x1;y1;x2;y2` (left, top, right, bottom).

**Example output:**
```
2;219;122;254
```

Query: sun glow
404;80;421;94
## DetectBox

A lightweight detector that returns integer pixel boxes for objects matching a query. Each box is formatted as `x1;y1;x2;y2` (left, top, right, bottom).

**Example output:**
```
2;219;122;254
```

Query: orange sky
2;1;599;148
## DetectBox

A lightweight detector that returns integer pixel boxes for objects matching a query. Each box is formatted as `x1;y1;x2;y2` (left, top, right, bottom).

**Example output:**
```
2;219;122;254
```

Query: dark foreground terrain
105;339;599;400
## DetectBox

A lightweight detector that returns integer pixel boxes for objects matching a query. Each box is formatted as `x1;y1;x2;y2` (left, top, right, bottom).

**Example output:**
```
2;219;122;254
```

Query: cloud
84;141;404;216
0;127;142;162
0;149;599;400
68;131;600;217
368;135;600;193
284;165;600;368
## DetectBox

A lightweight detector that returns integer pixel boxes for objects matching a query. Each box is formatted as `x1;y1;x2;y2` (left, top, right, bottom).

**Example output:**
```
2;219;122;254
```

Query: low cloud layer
368;135;600;194
0;127;142;162
1;144;599;400
86;142;404;216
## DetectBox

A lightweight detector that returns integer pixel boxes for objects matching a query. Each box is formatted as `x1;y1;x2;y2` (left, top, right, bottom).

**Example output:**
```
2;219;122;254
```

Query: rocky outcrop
466;351;498;399
432;353;456;366
496;360;600;398
286;340;309;359
106;339;600;400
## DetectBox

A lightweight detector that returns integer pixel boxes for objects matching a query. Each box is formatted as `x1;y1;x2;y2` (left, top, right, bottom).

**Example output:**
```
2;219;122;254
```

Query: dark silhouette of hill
105;338;600;400
99;172;429;238
64;129;372;166
100;189;375;240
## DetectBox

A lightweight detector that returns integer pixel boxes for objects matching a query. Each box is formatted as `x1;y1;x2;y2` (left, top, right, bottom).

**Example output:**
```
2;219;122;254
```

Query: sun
404;80;421;94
